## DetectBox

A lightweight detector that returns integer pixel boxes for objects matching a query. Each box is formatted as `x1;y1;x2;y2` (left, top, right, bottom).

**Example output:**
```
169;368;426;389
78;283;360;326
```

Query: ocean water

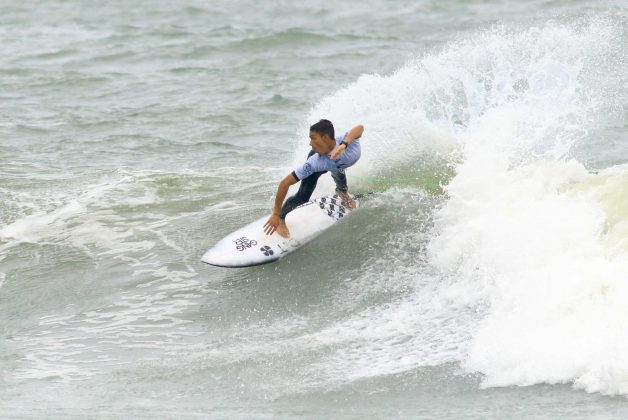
1;0;627;418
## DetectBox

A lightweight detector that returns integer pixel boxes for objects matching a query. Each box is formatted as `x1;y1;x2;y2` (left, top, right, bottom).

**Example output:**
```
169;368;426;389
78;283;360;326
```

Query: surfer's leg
331;169;347;193
280;170;326;218
331;169;355;209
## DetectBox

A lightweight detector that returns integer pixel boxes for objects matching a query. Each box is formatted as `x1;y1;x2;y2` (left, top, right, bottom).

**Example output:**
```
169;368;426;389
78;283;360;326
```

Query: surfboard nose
201;244;250;268
200;248;222;266
200;218;279;268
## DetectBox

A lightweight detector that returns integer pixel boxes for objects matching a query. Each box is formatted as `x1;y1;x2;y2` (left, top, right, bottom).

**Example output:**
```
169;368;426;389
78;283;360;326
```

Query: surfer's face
309;131;333;155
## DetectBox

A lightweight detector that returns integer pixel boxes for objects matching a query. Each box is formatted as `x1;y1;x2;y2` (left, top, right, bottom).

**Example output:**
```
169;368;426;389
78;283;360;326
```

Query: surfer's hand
264;213;281;235
330;143;346;160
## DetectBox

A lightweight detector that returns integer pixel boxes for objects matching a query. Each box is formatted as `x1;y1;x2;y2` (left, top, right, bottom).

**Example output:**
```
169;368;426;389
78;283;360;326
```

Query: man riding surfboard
264;119;364;238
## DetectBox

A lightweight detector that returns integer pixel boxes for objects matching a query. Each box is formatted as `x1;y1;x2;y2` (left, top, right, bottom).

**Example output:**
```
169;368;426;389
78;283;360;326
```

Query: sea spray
425;19;628;394
284;16;628;395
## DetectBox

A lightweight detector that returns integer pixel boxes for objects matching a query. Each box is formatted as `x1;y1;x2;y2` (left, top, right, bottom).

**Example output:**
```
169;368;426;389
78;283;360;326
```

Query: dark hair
310;119;335;139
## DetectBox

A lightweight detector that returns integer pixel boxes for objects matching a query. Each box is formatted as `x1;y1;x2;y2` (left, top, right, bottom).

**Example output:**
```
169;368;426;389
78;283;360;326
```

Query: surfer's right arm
264;173;298;235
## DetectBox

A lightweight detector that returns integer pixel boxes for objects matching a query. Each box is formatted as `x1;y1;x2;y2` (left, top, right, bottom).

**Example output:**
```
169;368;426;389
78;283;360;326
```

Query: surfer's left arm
264;173;298;235
330;124;364;160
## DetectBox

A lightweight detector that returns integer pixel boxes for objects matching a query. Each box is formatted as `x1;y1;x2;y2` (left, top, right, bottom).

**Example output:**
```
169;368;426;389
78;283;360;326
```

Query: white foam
277;16;628;395
429;159;628;394
420;18;628;395
290;63;459;190
0;199;86;243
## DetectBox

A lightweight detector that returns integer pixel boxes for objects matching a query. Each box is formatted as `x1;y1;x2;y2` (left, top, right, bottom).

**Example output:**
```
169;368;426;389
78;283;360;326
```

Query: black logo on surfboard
315;196;349;221
234;236;257;251
260;245;274;256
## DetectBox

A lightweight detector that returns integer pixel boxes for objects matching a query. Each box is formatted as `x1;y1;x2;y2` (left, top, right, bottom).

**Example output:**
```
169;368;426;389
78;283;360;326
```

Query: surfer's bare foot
336;191;356;209
275;220;290;238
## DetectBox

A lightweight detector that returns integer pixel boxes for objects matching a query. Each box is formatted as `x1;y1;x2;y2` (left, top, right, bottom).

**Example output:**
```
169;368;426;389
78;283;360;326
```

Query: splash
424;18;628;395
283;16;628;395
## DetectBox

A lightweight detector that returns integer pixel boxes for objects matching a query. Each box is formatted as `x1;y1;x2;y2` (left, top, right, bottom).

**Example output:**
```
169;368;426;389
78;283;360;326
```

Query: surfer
264;119;364;238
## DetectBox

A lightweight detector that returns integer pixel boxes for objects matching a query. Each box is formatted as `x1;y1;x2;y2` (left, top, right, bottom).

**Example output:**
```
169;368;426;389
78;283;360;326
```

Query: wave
3;12;627;397
285;15;628;395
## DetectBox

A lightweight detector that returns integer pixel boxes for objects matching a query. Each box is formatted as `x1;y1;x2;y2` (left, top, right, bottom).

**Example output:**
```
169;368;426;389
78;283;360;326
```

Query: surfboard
201;194;366;268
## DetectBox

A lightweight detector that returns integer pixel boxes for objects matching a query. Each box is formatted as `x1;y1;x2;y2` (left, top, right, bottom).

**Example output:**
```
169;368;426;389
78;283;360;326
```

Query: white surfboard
201;194;366;268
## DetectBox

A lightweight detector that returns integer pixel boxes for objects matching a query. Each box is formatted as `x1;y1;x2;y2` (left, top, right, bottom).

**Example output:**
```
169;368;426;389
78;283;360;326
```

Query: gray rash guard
292;131;361;181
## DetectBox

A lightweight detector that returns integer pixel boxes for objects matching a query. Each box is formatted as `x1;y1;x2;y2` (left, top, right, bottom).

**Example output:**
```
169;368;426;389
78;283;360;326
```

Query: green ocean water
1;0;628;418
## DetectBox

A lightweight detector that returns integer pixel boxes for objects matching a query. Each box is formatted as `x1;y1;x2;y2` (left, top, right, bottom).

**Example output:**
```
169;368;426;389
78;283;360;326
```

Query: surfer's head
310;119;335;140
309;119;335;155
